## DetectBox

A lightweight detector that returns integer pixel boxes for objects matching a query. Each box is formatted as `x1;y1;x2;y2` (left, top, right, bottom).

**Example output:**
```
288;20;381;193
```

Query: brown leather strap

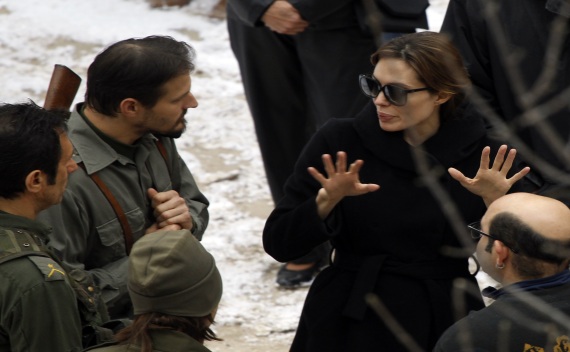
76;140;177;255
154;139;180;192
78;163;134;255
155;139;169;167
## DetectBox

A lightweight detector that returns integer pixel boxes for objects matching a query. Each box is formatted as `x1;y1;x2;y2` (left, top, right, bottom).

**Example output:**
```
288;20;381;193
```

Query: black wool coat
263;103;535;351
441;0;570;201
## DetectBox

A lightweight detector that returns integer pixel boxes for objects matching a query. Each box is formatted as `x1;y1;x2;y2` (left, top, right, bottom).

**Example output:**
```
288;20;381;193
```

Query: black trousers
228;17;376;264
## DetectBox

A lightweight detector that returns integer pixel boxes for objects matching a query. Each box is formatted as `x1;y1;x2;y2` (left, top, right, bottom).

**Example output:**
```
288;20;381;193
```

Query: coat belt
332;250;470;323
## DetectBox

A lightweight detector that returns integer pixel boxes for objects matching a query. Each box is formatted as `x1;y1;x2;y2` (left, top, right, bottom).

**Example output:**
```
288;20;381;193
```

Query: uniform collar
0;211;52;244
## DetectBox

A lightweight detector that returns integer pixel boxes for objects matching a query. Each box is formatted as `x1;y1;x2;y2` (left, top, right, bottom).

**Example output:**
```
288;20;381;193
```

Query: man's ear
493;240;510;264
25;170;44;194
118;98;140;117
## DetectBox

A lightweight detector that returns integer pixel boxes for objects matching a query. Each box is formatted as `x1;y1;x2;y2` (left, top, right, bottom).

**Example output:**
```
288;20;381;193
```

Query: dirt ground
206;321;293;351
195;146;299;352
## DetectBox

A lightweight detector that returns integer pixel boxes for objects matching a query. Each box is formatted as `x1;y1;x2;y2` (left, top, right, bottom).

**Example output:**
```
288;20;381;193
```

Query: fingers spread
322;154;335;176
479;146;491;170
499;148;517;174
336;151;347;173
307;166;326;184
448;167;468;183
508;166;531;184
491;144;507;170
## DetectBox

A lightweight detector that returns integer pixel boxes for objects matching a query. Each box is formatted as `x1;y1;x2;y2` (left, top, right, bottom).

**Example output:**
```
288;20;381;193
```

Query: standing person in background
0;102;82;351
84;230;223;352
263;32;539;351
441;0;570;204
38;35;209;319
435;193;570;352
227;0;429;288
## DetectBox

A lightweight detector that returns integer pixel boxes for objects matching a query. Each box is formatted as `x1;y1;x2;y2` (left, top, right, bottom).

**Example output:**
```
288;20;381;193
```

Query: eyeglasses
359;74;430;106
467;221;519;254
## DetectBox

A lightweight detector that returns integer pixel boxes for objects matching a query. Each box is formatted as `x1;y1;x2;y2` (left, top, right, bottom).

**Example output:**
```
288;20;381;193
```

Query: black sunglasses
359;74;430;106
467;221;519;254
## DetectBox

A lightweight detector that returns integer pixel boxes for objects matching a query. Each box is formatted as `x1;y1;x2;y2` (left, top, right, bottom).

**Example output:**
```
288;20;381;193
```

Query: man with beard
38;36;209;320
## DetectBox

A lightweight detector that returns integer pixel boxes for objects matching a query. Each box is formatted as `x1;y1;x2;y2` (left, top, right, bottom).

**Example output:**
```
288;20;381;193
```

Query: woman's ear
25;170;44;194
434;92;452;105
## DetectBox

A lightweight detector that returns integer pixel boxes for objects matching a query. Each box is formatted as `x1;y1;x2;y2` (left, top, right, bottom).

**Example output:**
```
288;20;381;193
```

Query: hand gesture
448;145;530;206
146;188;193;232
308;151;380;219
261;0;309;35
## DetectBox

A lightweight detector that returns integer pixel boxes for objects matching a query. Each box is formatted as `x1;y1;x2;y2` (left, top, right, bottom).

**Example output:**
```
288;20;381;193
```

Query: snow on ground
0;0;311;346
1;0;483;350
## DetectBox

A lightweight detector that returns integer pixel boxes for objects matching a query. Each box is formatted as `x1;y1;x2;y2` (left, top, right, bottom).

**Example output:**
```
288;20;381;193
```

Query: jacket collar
483;270;570;300
68;103;158;175
353;102;486;171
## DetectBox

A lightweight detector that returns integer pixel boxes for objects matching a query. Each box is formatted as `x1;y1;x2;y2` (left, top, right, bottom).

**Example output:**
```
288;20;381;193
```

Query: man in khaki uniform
38;36;210;319
0;102;82;351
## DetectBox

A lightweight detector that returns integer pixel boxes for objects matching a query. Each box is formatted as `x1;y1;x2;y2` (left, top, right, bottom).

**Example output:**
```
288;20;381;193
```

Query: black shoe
276;263;319;288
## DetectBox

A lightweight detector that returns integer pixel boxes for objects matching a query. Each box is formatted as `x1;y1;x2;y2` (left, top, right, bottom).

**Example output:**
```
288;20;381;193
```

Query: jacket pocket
95;207;146;247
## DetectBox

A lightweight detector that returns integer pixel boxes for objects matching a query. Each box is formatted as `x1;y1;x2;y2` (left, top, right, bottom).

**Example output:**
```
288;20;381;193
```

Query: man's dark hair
487;212;570;278
85;35;196;116
0;101;68;199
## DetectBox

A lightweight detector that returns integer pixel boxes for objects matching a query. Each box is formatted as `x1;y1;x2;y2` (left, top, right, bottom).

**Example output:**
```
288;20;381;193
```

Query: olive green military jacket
38;103;210;318
0;212;82;352
84;330;211;352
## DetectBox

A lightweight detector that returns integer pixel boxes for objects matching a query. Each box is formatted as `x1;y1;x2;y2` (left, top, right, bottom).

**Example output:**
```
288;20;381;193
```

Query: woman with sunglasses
263;31;539;351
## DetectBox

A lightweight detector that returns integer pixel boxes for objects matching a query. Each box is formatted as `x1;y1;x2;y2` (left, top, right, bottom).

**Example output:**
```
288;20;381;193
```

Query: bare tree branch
365;294;425;352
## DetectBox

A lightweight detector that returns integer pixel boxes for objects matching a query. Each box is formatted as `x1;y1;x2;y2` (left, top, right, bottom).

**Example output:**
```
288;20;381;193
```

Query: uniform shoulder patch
28;256;67;281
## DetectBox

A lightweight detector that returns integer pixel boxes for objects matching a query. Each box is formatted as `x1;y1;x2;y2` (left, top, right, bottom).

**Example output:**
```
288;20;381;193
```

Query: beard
157;124;186;138
152;113;187;139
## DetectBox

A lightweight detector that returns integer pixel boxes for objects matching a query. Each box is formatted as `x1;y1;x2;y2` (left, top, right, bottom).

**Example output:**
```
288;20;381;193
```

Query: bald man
434;193;570;352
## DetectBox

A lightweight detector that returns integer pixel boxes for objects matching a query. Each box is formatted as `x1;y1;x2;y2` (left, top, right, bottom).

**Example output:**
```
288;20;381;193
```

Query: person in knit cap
85;230;223;352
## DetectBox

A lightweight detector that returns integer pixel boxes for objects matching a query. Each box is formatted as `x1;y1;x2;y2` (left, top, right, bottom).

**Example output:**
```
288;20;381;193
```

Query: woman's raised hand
448;145;530;206
308;151;380;219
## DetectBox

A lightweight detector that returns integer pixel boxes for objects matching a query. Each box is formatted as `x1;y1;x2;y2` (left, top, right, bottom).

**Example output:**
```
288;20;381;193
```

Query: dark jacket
227;0;428;33
434;275;570;351
0;212;83;352
441;0;570;201
263;103;537;351
228;0;359;30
